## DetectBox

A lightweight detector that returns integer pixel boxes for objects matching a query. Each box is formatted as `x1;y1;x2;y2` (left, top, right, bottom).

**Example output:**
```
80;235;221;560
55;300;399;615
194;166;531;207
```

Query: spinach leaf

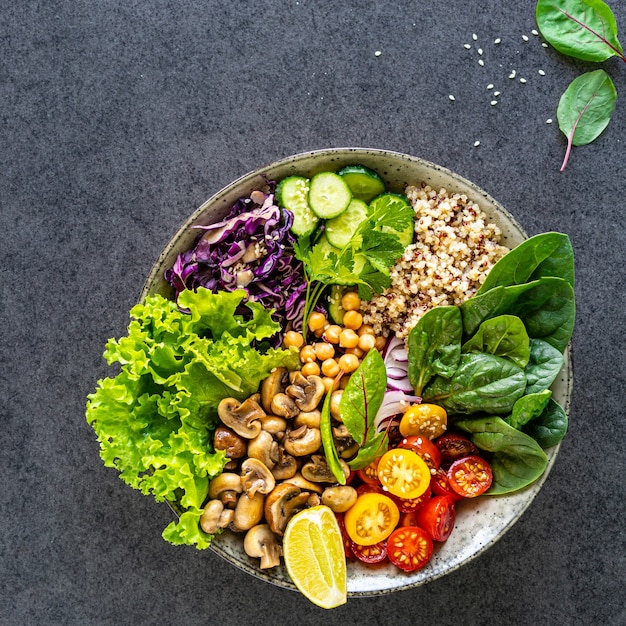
340;348;389;470
320;387;347;484
407;306;463;396
508;277;575;354
476;232;574;296
506;389;552;429
423;353;526;415
455;416;549;495
525;338;564;394
557;69;618;172
536;0;625;63
523;399;569;448
462;315;531;369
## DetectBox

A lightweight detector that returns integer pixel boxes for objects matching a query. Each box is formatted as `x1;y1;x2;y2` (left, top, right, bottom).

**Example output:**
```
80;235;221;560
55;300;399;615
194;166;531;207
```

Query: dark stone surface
1;1;625;624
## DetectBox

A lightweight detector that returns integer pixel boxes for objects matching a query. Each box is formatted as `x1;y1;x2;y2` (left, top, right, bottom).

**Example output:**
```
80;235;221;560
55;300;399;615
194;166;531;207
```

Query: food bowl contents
86;157;575;608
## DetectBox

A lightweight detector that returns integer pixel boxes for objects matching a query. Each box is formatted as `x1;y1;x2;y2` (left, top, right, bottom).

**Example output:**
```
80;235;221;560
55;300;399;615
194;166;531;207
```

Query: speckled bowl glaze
141;148;573;597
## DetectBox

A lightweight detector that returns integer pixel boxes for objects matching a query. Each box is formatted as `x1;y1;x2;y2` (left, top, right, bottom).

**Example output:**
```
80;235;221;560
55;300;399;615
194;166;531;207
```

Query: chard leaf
423;353;526;415
506;389;553;430
320;386;347;484
557;69;618;171
456;416;549;495
525;338;564;394
348;431;389;471
523;398;569;447
340;348;388;450
407;306;463;396
462;315;531;369
536;0;625;63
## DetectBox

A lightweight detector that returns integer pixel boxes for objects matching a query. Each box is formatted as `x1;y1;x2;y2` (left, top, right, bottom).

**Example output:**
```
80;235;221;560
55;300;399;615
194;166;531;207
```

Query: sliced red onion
375;390;421;430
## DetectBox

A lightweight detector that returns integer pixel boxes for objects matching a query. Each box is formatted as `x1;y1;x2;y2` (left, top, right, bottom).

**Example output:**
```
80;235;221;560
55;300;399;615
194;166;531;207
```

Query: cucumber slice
325;198;369;248
312;234;342;260
275;176;319;237
337;165;386;202
368;192;415;247
308;172;352;219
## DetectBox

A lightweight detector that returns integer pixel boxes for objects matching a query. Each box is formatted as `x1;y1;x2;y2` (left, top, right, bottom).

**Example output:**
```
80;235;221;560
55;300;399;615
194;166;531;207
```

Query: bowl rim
139;147;573;597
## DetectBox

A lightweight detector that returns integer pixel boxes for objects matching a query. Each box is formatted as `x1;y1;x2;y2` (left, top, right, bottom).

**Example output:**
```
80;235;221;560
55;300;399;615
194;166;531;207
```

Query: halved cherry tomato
387;526;433;572
447;456;493;498
390;485;432;513
397;435;442;470
435;432;480;465
399;510;422;527
377;448;431;500
344;492;400;546
430;467;463;501
415;495;457;542
335;513;354;559
350;540;388;564
400;403;447;439
356;458;381;485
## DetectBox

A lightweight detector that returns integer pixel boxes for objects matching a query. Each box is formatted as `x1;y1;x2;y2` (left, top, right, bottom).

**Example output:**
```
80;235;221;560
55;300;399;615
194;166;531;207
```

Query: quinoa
360;183;510;340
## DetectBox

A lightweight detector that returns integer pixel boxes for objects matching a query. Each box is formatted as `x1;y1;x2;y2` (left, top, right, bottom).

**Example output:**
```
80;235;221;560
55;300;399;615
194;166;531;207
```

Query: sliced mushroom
260;415;288;436
297;376;326;412
332;424;358;457
301;454;350;483
264;483;311;536
200;500;235;534
213;425;247;460
217;397;265;439
283;425;322;457
321;485;358;513
243;524;282;569
271;447;298;481
283;472;324;494
294;409;321;429
241;458;276;496
247;430;279;470
208;472;243;508
270;393;299;419
231;491;265;532
330;389;343;421
261;367;287;413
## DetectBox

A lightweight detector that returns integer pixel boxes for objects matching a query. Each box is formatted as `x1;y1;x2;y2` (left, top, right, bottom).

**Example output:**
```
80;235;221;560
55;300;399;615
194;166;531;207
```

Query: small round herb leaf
556;69;617;171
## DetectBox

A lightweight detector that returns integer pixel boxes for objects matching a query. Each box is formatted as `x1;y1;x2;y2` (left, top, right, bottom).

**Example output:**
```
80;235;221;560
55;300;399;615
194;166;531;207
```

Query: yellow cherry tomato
377;448;431;500
399;403;447;440
344;492;400;546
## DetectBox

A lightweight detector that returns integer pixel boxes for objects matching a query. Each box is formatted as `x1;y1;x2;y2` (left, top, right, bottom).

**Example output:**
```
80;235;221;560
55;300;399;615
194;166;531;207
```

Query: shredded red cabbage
165;191;307;335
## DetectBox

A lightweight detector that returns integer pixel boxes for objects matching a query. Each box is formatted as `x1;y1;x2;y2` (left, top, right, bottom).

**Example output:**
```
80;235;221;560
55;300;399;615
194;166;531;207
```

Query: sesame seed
532;29;539;36
478;59;484;66
546;118;553;124
478;48;483;55
487;83;494;90
494;91;501;96
542;42;548;48
538;69;546;76
464;43;472;49
494;38;501;44
449;94;456;101
490;100;498;106
522;34;529;42
473;141;481;147
472;33;478;41
519;78;527;84
508;70;516;79
374;50;382;56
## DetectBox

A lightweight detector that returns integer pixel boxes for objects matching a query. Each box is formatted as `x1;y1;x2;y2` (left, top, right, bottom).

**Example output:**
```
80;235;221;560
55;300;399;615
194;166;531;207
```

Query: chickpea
322;377;335;393
283;330;304;349
299;345;316;363
301;361;321;377
358;333;377;352
338;353;360;373
324;325;342;344
358;324;375;336
314;341;335;361
308;311;326;332
339;374;351;389
330;390;343;420
345;346;364;358
342;310;363;330
321;358;340;378
341;291;361;311
339;328;359;349
375;336;387;351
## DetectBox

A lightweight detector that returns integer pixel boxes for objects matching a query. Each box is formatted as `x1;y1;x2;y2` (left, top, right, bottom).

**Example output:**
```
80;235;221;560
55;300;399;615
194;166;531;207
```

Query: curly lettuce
86;288;299;549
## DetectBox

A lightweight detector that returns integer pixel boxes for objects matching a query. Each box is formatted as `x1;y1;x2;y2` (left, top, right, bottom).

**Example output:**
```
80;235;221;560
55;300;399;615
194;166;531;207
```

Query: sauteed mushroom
283;425;321;457
200;500;234;534
264;483;311;535
243;524;282;569
208;472;243;507
217;397;264;439
241;458;275;496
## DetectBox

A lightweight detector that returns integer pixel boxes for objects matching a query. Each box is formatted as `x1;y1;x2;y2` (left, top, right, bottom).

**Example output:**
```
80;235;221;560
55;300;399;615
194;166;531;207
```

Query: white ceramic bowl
141;148;573;597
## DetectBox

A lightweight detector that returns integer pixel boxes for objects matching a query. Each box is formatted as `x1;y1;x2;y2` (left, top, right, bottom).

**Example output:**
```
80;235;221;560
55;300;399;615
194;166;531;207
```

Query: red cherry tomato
397;435;442;470
386;526;433;572
430;467;463;501
356;483;386;497
350;540;388;564
447;456;493;498
390;485;432;513
356;458;381;485
415;495;457;542
435;432;480;465
335;513;354;559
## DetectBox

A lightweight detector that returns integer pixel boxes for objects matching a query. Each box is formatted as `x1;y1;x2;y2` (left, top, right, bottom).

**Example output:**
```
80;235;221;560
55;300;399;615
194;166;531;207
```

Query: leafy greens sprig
294;195;414;336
